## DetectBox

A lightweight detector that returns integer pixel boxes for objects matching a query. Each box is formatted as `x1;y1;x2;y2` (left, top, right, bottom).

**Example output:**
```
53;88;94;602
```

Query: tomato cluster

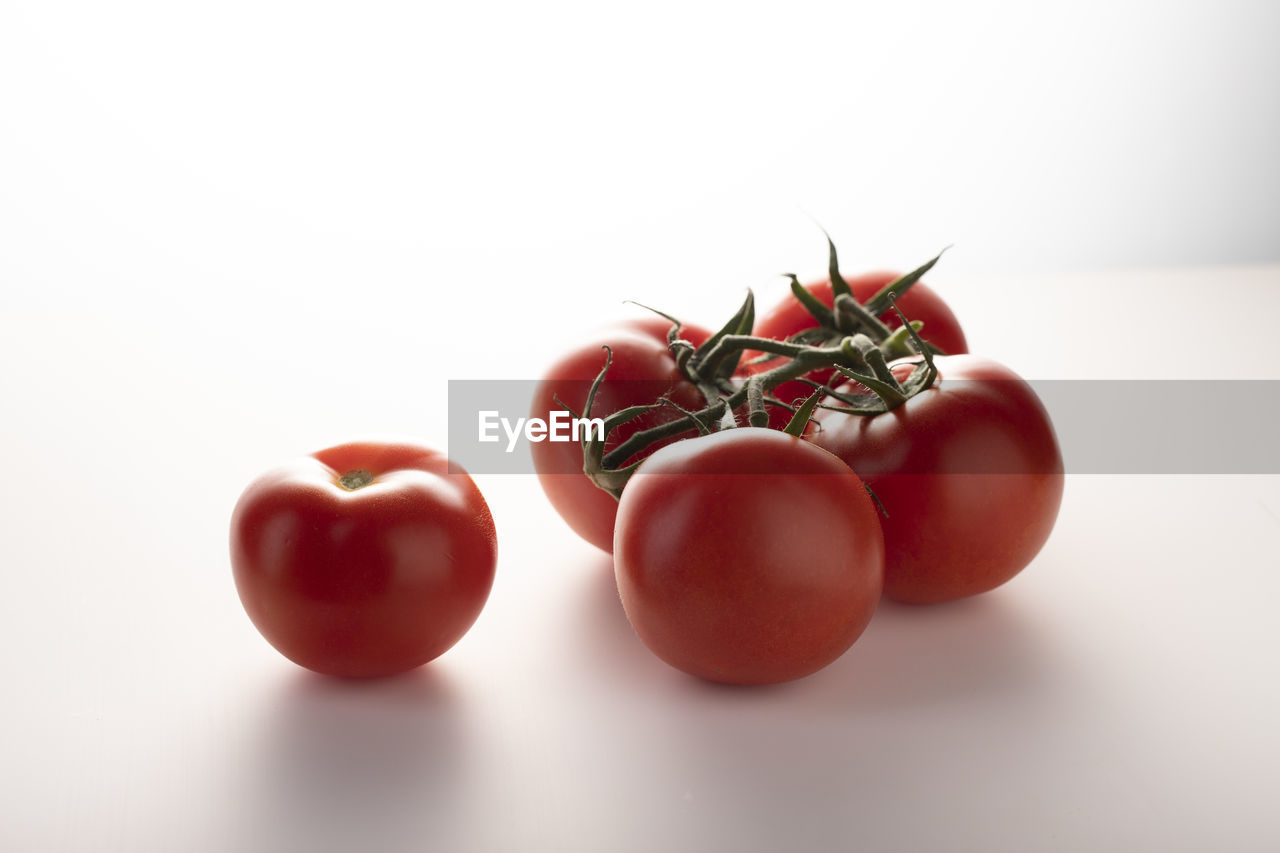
532;245;1063;684
229;238;1062;687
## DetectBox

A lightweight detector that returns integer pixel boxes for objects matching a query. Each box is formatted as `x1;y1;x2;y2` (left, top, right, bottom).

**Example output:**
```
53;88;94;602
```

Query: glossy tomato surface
746;271;969;430
230;440;497;677
614;428;884;685
531;319;710;553
813;355;1063;605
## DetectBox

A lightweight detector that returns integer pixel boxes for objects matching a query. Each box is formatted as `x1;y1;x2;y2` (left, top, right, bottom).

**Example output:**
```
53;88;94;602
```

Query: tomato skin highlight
613;429;884;685
531;319;710;553
812;355;1063;605
230;440;497;678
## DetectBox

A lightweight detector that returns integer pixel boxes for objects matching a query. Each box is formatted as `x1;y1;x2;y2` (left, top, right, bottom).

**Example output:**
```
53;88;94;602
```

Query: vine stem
584;240;951;492
602;339;862;469
694;333;818;381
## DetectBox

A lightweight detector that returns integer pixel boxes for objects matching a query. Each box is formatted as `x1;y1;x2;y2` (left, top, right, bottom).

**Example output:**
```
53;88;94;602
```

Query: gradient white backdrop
3;1;1278;310
3;2;1279;852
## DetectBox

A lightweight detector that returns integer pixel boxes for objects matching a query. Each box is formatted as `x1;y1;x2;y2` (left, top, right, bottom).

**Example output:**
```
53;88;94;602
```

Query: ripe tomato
754;270;969;357
230;440;497;677
614;428;884;685
812;355;1063;605
745;271;969;429
531;318;710;553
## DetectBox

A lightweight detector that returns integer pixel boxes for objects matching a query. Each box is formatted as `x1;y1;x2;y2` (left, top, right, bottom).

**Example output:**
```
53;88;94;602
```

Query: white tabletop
2;262;1278;852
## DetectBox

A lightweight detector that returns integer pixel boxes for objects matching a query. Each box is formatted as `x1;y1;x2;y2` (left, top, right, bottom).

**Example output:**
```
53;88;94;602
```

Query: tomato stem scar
338;469;375;490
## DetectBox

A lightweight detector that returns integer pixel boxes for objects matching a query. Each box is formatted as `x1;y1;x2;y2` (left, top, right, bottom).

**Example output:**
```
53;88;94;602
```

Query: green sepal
787;273;834;327
897;360;938;398
825;232;853;300
585;458;643;501
863;483;889;519
581;346;613;420
799;378;886;416
623;300;702;376
622;300;683;344
884;295;939;391
691;289;756;381
864;247;949;317
782;389;822;436
832;364;906;409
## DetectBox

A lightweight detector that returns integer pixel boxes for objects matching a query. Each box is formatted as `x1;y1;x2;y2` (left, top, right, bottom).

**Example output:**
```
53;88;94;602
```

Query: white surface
2;265;1279;852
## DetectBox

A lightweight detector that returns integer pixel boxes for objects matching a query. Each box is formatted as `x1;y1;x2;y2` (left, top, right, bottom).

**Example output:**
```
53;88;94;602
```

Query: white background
3;2;1279;851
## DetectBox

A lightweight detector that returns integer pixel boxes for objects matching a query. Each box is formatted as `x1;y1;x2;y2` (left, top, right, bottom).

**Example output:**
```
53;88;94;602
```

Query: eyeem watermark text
449;378;1280;474
477;410;606;453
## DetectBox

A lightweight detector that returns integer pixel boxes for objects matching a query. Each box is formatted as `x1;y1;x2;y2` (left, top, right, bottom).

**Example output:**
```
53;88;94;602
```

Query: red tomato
754;271;969;357
230;440;497;677
614;428;884;685
746;271;969;429
812;355;1062;605
531;319;711;553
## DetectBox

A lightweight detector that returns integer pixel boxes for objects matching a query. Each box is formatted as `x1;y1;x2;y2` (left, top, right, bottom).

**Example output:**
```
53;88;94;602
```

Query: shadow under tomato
795;587;1059;714
567;543;1065;718
602;588;1063;837
229;664;475;852
566;552;689;689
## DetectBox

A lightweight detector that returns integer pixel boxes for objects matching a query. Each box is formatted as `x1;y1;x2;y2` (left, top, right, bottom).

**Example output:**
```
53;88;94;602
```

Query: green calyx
338;469;376;491
574;237;950;497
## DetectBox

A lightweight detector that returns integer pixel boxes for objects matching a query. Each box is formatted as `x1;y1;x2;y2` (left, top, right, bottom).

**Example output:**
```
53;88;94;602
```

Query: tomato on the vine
613;428;885;685
531;319;710;553
230;440;497;677
812;355;1062;605
744;271;969;429
754;270;969;357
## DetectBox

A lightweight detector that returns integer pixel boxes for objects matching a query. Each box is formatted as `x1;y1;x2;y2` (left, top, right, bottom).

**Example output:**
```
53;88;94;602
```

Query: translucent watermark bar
446;379;1280;475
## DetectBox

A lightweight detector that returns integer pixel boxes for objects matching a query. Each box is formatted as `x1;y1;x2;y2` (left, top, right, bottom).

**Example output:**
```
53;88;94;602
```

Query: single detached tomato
614;428;885;685
230;440;497;678
745;271;969;429
531;318;710;553
812;355;1062;605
